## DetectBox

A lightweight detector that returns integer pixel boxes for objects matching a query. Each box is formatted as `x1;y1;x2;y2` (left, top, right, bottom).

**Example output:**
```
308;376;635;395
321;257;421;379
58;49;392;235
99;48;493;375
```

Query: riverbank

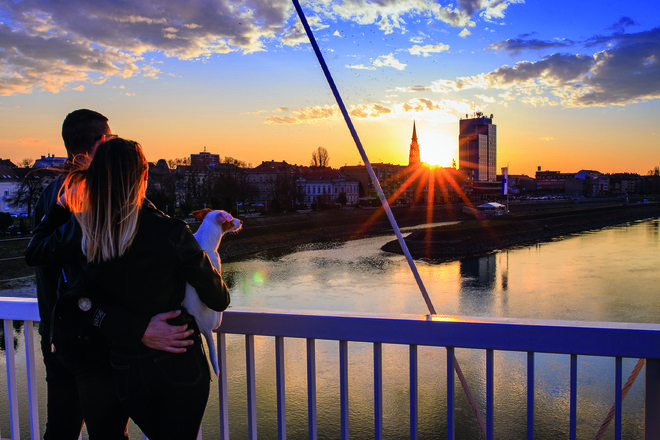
381;202;660;262
217;205;471;262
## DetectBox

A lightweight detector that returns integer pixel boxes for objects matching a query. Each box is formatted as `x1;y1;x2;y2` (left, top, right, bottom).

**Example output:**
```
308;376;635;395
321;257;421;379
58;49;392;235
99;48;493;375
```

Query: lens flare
252;269;267;285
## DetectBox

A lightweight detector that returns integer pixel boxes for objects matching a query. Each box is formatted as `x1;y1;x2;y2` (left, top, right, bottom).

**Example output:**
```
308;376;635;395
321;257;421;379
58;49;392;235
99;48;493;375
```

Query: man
31;109;193;439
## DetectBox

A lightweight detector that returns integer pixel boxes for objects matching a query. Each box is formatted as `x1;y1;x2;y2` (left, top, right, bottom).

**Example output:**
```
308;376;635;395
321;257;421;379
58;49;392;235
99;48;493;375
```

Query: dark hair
61;109;109;158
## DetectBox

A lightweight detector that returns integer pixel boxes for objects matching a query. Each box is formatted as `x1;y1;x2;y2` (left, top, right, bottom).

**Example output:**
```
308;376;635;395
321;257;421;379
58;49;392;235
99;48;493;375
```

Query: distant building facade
298;168;359;207
33;154;67;169
0;167;19;214
190;150;220;170
575;170;609;196
535;168;610;196
609;173;641;195
247;160;303;207
535;169;576;194
341;163;410;205
459;112;497;183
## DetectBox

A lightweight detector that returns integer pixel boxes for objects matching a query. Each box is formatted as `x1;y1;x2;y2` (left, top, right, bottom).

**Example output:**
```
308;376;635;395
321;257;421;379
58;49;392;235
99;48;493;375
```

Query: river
222;218;660;323
2;217;659;439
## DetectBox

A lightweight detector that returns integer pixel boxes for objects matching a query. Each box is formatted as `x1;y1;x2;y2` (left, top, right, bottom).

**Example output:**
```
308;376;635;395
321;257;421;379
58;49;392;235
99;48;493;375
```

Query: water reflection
219;216;660;323
459;254;497;315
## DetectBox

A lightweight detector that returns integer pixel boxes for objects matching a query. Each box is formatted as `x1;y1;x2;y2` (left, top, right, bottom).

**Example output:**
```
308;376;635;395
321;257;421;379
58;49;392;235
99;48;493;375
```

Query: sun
420;137;456;168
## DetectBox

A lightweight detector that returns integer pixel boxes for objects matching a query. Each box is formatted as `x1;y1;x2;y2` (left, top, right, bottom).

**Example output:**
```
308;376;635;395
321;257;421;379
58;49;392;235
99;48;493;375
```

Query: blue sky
1;0;659;176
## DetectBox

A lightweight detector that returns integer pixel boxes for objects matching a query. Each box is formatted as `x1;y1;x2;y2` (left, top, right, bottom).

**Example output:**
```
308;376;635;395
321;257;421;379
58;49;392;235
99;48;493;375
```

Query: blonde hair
62;138;148;263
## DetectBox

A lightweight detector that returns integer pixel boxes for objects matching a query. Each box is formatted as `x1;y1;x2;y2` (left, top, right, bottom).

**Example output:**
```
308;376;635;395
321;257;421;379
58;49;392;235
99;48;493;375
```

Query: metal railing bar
373;342;383;440
25;322;40;440
218;333;229;440
339;340;349;440
527;351;534;440
570;353;578;440
306;338;317;440
486;349;494;440
218;308;660;359
615;356;622;440
447;347;455;440
4;319;20;440
410;344;418;440
0;297;40;320
275;336;286;440
246;334;257;440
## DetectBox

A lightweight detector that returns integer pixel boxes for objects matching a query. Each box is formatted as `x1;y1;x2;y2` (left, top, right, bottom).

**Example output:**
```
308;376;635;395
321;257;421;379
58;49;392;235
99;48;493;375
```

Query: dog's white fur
182;209;242;376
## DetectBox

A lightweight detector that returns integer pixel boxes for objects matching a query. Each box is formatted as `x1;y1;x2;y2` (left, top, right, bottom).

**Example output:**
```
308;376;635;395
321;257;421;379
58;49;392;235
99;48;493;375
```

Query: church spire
408;121;420;166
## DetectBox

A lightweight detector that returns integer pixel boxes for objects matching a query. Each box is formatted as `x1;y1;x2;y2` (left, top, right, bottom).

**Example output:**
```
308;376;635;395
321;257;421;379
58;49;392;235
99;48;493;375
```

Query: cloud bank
0;0;294;95
0;0;518;96
442;27;660;107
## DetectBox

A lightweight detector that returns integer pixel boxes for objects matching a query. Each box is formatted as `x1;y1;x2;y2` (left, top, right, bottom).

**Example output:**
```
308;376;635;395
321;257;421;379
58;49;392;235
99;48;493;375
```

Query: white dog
182;208;242;376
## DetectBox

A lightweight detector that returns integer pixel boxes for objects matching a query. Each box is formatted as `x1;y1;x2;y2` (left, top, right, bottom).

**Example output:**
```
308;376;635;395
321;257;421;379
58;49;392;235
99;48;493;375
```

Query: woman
26;138;230;439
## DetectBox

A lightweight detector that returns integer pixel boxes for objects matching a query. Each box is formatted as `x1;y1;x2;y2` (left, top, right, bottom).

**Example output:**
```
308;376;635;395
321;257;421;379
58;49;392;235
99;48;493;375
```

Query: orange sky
1;1;659;177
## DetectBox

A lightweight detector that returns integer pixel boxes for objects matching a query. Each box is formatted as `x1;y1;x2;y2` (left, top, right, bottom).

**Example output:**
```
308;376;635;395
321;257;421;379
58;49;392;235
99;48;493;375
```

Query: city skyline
1;0;659;176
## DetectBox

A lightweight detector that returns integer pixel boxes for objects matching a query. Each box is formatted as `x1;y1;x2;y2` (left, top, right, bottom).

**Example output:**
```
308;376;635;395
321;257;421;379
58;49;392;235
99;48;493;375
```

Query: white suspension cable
291;0;436;315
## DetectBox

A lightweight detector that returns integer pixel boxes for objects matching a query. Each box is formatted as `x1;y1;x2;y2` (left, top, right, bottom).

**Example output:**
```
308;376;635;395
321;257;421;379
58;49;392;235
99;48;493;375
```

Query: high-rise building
191;149;219;169
408;121;421;166
458;112;497;182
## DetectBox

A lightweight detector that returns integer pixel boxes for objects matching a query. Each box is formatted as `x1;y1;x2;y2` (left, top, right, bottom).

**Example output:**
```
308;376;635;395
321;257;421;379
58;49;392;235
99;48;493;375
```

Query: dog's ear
217;210;234;224
193;208;213;220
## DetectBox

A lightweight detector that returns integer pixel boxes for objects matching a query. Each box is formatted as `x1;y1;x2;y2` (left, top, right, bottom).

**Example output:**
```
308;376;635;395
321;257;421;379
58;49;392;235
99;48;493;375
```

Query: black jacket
25;201;230;348
31;175;66;336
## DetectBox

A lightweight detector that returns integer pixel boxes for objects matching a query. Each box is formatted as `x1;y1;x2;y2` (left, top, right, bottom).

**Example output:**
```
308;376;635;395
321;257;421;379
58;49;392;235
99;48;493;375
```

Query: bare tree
167;157;191;169
19;158;34;168
310;146;329;167
8;169;51;218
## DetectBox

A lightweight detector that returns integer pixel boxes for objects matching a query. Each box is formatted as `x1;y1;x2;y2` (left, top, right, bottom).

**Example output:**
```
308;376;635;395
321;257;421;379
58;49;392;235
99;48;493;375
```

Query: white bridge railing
3;297;660;439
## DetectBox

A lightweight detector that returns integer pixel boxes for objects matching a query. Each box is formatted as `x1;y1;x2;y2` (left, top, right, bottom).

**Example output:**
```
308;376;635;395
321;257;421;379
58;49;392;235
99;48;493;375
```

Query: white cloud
346;64;376;71
475;94;495;103
373;54;407;70
307;0;508;34
458;28;472;38
408;43;450;57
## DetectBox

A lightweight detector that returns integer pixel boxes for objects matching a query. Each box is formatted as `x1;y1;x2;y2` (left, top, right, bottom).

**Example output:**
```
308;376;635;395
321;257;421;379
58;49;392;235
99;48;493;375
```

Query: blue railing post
645;358;660;439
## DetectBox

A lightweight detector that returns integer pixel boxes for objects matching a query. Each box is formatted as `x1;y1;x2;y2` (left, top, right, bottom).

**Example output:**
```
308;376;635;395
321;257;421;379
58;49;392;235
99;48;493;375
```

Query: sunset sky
1;0;659;177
